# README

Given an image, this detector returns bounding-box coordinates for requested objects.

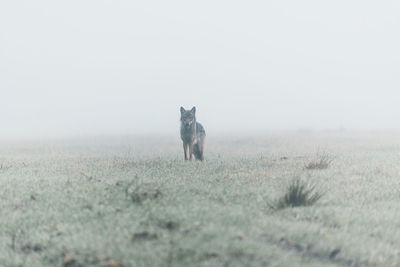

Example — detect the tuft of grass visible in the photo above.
[305,152,334,170]
[270,178,324,209]
[125,181,162,203]
[0,162,12,173]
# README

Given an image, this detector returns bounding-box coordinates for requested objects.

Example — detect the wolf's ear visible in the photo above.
[180,107,185,114]
[191,106,196,114]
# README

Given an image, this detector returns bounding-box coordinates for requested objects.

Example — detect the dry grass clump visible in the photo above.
[125,180,162,203]
[270,178,324,209]
[305,152,334,170]
[0,162,12,172]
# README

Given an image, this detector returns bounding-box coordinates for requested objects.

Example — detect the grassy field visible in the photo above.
[1,132,400,266]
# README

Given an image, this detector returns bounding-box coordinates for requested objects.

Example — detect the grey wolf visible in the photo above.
[180,106,206,161]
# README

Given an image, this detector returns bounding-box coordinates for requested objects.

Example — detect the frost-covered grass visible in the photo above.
[1,132,400,266]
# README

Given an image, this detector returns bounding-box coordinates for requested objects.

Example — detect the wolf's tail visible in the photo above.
[193,143,203,161]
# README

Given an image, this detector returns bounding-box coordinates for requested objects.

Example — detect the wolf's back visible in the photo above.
[196,122,206,136]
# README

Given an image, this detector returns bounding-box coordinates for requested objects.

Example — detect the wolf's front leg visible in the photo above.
[183,143,188,160]
[189,143,193,161]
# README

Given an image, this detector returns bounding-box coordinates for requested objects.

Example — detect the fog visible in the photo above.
[1,1,400,138]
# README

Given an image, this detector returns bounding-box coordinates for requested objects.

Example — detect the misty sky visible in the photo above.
[1,1,400,138]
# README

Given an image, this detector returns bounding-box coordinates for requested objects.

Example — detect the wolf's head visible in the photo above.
[180,106,196,128]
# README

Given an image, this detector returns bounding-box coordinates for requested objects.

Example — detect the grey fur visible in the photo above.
[180,106,206,161]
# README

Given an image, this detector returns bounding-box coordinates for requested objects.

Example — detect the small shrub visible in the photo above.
[157,220,180,231]
[0,162,12,173]
[305,152,333,170]
[270,178,323,209]
[21,243,43,253]
[127,188,161,203]
[100,257,123,267]
[132,231,160,241]
[62,253,81,267]
[125,180,162,203]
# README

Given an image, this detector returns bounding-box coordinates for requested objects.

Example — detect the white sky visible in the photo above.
[1,1,400,138]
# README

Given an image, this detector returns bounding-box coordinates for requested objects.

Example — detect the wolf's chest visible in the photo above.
[180,128,198,143]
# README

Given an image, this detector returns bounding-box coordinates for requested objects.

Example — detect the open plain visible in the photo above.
[1,132,400,266]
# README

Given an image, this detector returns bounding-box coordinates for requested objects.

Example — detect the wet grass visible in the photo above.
[1,133,400,266]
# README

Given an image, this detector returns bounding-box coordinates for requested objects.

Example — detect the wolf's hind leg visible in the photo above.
[193,143,204,161]
[199,136,205,161]
[200,144,204,161]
